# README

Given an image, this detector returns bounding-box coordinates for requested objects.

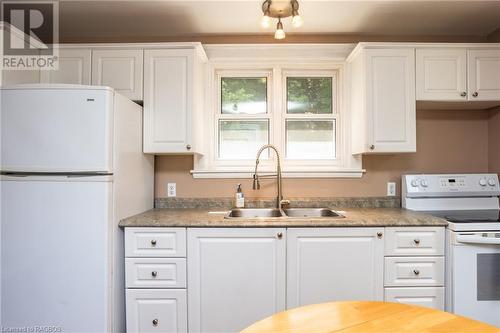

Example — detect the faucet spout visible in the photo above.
[252,144,287,209]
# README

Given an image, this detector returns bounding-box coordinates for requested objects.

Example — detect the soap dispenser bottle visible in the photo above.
[235,183,245,208]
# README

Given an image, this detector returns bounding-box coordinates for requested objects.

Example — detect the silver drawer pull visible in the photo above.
[152,319,159,326]
[151,271,158,277]
[151,239,157,246]
[413,269,420,275]
[413,239,420,245]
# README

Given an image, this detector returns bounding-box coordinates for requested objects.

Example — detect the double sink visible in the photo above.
[225,208,344,219]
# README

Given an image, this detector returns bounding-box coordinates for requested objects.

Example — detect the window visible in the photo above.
[216,72,272,160]
[284,75,336,160]
[192,61,362,178]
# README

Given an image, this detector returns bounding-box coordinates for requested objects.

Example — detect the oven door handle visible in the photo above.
[456,234,500,245]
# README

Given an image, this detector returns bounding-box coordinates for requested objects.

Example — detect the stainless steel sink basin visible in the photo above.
[283,208,345,218]
[225,207,344,219]
[225,208,284,219]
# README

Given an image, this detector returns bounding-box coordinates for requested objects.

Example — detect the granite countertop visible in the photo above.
[119,208,448,228]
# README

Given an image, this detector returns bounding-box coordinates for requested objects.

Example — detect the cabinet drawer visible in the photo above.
[125,228,186,257]
[384,256,444,287]
[126,258,186,288]
[126,289,187,333]
[385,227,444,256]
[385,287,444,310]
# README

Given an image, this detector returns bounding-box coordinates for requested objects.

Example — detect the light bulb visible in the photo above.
[274,19,285,40]
[274,28,285,40]
[260,14,271,28]
[292,14,303,28]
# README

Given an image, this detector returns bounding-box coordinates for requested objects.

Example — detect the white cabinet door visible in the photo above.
[416,49,467,101]
[92,49,143,100]
[467,49,500,101]
[366,48,416,153]
[287,228,384,308]
[126,289,187,333]
[144,49,195,154]
[40,49,91,84]
[187,228,286,333]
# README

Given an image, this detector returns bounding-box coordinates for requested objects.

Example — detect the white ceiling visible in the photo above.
[59,1,500,41]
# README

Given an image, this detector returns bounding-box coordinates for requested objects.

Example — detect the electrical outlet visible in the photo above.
[387,182,396,196]
[167,183,176,197]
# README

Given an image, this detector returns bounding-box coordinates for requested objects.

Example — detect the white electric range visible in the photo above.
[402,173,500,327]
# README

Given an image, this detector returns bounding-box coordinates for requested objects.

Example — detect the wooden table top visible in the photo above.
[240,301,500,333]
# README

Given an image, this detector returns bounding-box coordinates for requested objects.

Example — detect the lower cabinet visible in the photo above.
[383,227,445,310]
[286,228,384,308]
[124,226,446,332]
[126,289,187,333]
[187,228,286,333]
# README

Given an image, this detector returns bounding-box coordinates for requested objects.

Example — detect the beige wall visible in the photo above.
[489,110,500,174]
[155,110,490,198]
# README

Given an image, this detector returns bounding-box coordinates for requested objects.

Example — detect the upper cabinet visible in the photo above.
[467,49,500,101]
[40,49,92,85]
[143,47,206,154]
[349,47,416,154]
[416,49,467,101]
[92,49,144,100]
[416,48,500,101]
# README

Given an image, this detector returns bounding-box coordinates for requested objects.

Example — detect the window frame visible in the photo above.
[192,61,362,178]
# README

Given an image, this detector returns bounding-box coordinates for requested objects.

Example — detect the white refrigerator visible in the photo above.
[0,85,154,332]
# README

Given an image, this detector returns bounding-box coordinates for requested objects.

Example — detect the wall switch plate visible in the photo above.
[387,182,396,196]
[167,183,176,197]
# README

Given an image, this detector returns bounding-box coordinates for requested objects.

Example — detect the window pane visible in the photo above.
[286,120,335,159]
[219,120,269,159]
[287,77,332,114]
[221,77,267,114]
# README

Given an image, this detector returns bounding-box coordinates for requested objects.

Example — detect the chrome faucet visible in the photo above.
[253,144,290,209]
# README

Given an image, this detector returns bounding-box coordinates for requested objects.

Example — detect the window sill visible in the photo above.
[190,168,365,179]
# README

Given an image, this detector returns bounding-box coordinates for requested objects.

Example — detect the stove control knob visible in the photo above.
[411,179,419,187]
[420,179,428,187]
[488,179,496,186]
[479,178,487,186]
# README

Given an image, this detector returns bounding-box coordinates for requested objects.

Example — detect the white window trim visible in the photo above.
[192,59,363,178]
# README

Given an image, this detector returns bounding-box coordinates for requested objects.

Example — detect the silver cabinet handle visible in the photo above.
[460,91,467,97]
[472,92,478,97]
[151,239,157,246]
[413,269,420,275]
[369,145,375,150]
[413,239,420,245]
[277,232,283,239]
[186,144,192,150]
[151,271,158,277]
[377,232,383,238]
[152,319,159,326]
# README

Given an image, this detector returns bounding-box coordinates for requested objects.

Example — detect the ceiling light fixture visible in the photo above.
[260,0,303,40]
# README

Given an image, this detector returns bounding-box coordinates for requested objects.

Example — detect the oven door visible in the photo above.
[451,232,500,327]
